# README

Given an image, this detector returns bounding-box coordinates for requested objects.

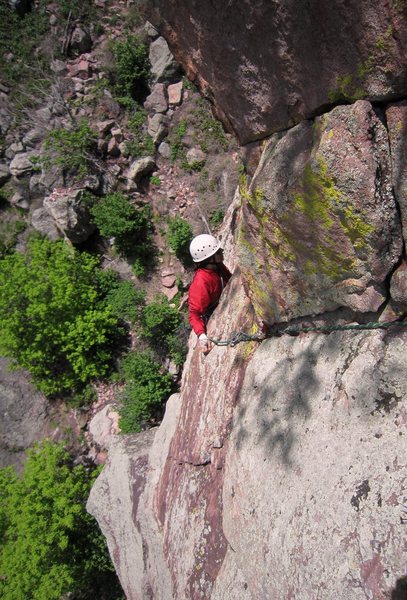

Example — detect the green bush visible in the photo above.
[170,120,187,161]
[110,34,150,101]
[141,294,182,344]
[0,441,122,600]
[167,215,193,260]
[140,294,187,365]
[125,109,155,158]
[0,237,120,396]
[43,118,97,178]
[105,280,146,324]
[119,351,173,433]
[90,193,155,275]
[210,208,225,228]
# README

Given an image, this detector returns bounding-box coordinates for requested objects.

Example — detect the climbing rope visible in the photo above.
[208,319,407,347]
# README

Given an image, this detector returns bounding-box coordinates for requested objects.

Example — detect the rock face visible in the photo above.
[88,273,407,599]
[238,100,402,324]
[142,0,407,143]
[87,4,407,599]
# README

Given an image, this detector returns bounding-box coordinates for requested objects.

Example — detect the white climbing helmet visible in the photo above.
[189,234,221,263]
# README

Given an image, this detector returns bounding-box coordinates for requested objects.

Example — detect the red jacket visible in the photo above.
[188,264,232,336]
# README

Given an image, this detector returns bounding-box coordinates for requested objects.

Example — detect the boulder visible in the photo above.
[167,81,183,105]
[386,100,407,246]
[149,37,181,83]
[158,141,171,159]
[144,83,168,114]
[42,188,96,243]
[185,146,206,167]
[390,260,407,305]
[238,100,402,324]
[141,0,407,142]
[126,157,156,185]
[0,163,10,186]
[31,207,61,240]
[9,152,35,177]
[68,26,92,55]
[0,356,48,469]
[88,405,120,450]
[147,113,169,144]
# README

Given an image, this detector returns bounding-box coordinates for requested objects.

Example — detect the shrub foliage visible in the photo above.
[119,351,173,433]
[167,215,193,261]
[90,192,155,274]
[0,441,122,600]
[0,237,119,396]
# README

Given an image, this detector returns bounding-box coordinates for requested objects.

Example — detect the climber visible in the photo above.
[188,234,232,353]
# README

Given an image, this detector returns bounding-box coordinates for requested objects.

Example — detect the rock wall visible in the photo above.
[88,3,407,599]
[141,0,407,143]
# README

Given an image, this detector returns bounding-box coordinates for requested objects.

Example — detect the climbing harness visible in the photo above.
[208,319,407,347]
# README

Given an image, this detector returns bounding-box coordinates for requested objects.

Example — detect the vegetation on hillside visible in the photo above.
[0,441,123,600]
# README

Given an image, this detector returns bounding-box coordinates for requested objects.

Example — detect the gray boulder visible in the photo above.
[0,163,10,186]
[9,152,36,177]
[144,83,168,114]
[31,207,61,240]
[149,37,180,83]
[42,188,95,243]
[68,26,92,55]
[126,156,156,186]
[147,113,169,144]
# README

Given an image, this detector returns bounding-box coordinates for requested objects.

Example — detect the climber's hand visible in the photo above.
[198,333,212,354]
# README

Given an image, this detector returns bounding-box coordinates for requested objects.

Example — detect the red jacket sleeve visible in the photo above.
[188,272,212,336]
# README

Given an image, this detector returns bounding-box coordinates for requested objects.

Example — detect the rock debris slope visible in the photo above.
[88,2,407,599]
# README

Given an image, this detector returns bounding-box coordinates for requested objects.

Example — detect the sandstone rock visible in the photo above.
[89,270,407,599]
[142,1,407,142]
[31,207,61,240]
[149,37,180,83]
[158,141,171,158]
[88,404,120,450]
[144,20,160,39]
[22,127,43,147]
[147,113,169,143]
[162,286,178,301]
[127,157,156,185]
[97,119,115,136]
[238,100,402,324]
[386,100,407,246]
[5,141,24,160]
[0,356,48,469]
[161,274,176,288]
[144,83,168,114]
[10,191,29,210]
[167,81,183,105]
[50,59,67,75]
[390,260,407,305]
[185,146,206,166]
[9,152,35,177]
[69,26,92,55]
[0,163,10,186]
[107,137,121,157]
[42,188,96,243]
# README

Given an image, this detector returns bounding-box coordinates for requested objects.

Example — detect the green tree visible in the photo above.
[110,34,150,102]
[167,215,193,262]
[119,351,173,433]
[43,118,97,179]
[140,294,187,365]
[90,192,155,274]
[0,237,120,396]
[0,441,122,600]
